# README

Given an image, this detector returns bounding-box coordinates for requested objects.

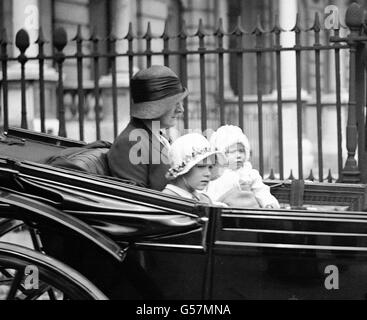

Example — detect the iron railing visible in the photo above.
[0,3,366,183]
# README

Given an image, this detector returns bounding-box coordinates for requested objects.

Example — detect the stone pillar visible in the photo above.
[278,0,313,179]
[279,0,297,97]
[216,0,232,98]
[181,0,218,131]
[6,0,58,131]
[99,0,135,140]
[111,0,133,81]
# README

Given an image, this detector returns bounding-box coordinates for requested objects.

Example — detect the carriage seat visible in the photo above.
[45,141,111,176]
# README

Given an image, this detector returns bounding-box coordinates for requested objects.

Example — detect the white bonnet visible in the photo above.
[166,133,226,180]
[209,125,251,161]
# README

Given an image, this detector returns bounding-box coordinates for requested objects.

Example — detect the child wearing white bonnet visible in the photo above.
[207,125,280,208]
[163,133,226,204]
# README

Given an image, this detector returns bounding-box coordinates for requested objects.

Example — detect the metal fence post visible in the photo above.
[341,3,363,183]
[53,27,67,138]
[143,22,153,68]
[272,15,284,180]
[311,13,323,182]
[254,15,265,177]
[90,29,102,141]
[214,18,225,126]
[108,32,118,139]
[161,20,170,68]
[36,28,47,134]
[292,14,303,180]
[73,25,85,141]
[196,19,207,132]
[1,29,9,132]
[15,29,30,130]
[178,20,188,129]
[232,17,244,130]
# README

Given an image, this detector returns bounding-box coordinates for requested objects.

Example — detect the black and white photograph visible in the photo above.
[0,0,367,305]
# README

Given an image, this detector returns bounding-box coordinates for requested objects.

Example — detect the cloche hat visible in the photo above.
[165,133,226,180]
[130,65,188,119]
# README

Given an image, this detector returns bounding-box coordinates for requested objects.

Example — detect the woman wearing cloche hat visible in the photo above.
[107,65,188,190]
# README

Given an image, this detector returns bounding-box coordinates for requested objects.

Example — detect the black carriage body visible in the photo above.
[1,128,367,300]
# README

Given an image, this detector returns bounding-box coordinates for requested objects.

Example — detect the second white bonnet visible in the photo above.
[209,125,251,161]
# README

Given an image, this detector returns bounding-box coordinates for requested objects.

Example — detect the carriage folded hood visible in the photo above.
[0,160,204,242]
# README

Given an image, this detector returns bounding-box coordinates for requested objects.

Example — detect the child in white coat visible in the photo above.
[207,125,280,209]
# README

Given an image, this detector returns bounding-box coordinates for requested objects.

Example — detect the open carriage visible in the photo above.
[1,127,367,300]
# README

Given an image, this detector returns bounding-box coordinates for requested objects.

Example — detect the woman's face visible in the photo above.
[225,143,246,170]
[159,101,184,128]
[184,158,214,191]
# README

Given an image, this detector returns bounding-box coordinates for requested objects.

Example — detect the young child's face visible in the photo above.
[184,157,214,191]
[225,143,246,170]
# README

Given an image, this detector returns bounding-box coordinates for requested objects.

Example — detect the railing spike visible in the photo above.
[306,169,315,181]
[267,169,275,180]
[143,21,153,39]
[36,27,47,45]
[288,170,295,180]
[124,22,135,40]
[195,18,206,38]
[72,25,84,42]
[214,18,225,37]
[310,12,321,32]
[326,169,334,183]
[291,13,302,33]
[161,19,170,40]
